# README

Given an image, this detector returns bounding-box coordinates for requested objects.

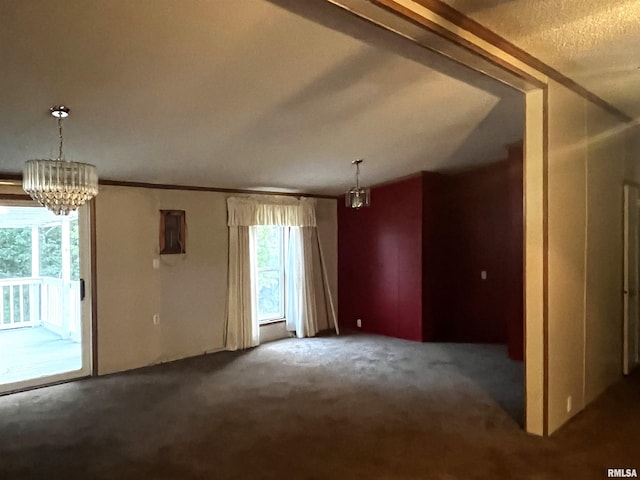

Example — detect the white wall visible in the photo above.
[95,185,337,375]
[546,80,632,433]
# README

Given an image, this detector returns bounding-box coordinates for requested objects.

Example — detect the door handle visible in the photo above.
[80,279,85,301]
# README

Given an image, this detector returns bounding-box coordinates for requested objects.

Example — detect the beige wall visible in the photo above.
[260,321,289,343]
[547,81,588,431]
[524,89,545,436]
[546,80,632,433]
[628,125,640,184]
[95,186,337,375]
[583,102,626,405]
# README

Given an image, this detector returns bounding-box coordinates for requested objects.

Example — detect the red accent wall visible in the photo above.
[422,171,448,342]
[338,152,523,360]
[437,162,510,344]
[338,175,424,341]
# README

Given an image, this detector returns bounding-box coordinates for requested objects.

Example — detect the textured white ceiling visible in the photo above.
[0,0,523,195]
[444,0,640,119]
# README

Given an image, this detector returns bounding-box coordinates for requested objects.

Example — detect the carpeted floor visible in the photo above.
[0,332,638,479]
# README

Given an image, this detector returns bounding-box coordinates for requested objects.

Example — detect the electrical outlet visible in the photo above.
[153,314,160,325]
[566,395,572,413]
[356,318,362,328]
[481,270,487,280]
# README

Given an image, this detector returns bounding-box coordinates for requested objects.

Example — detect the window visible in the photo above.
[253,225,285,323]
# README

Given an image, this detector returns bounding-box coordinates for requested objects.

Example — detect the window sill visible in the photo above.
[259,318,286,326]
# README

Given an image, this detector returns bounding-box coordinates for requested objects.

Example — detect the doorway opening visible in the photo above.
[0,204,91,393]
[623,184,640,375]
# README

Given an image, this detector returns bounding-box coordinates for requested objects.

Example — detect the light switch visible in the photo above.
[153,258,160,269]
[481,270,487,280]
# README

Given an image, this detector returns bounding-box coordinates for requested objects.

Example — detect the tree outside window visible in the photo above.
[254,226,285,323]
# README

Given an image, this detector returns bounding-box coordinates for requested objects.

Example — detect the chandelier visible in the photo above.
[23,106,98,216]
[345,159,370,209]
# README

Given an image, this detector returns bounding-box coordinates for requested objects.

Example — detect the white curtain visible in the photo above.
[300,226,318,337]
[225,195,318,350]
[285,227,317,338]
[227,195,316,227]
[285,227,300,333]
[224,226,259,351]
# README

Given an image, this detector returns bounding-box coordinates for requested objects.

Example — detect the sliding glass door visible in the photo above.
[0,202,92,393]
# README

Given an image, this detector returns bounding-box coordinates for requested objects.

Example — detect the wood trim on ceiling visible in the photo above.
[0,174,339,200]
[0,173,22,182]
[408,0,633,123]
[370,0,545,90]
[0,194,34,202]
[99,179,338,199]
[371,0,632,123]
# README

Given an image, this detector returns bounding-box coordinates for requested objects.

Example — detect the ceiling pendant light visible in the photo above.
[345,158,370,209]
[23,106,98,216]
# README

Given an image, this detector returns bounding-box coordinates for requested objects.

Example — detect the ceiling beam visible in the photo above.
[375,0,633,123]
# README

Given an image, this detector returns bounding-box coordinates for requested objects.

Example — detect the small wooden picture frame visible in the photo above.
[160,210,186,254]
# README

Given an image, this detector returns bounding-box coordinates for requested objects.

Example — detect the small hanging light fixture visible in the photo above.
[23,105,99,216]
[345,158,370,209]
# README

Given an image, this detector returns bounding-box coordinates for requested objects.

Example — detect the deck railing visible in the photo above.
[0,277,81,341]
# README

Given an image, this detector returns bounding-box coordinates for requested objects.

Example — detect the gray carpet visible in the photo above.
[0,332,638,479]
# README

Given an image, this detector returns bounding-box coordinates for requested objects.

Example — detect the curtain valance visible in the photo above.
[227,195,316,227]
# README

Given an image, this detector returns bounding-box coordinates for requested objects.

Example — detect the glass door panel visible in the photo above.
[0,204,91,393]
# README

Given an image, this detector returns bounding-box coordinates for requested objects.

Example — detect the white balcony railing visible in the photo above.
[0,277,81,342]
